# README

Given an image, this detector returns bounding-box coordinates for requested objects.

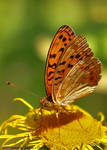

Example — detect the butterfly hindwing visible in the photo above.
[52,36,101,105]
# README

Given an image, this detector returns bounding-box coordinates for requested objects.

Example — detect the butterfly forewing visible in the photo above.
[52,36,101,105]
[45,25,75,97]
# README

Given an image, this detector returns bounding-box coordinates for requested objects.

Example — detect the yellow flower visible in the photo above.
[0,97,107,150]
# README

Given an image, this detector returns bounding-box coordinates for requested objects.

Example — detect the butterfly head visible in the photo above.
[40,95,53,107]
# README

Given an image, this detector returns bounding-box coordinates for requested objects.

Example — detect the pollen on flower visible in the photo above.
[0,97,107,150]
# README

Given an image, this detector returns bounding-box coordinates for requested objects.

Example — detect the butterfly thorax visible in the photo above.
[40,95,65,110]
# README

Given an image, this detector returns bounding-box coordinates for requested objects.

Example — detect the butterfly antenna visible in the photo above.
[5,81,41,99]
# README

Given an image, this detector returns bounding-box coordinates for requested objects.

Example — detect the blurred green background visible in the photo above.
[0,0,107,125]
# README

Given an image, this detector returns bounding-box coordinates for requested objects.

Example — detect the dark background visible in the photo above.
[0,0,107,125]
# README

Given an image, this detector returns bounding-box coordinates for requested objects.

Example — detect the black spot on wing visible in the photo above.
[75,54,80,58]
[57,69,65,74]
[59,34,63,39]
[59,61,66,65]
[49,54,56,58]
[68,64,73,68]
[48,63,57,69]
[48,71,54,77]
[64,43,67,46]
[62,37,66,42]
[71,31,74,35]
[79,57,83,61]
[59,48,64,52]
[48,75,54,81]
[55,76,62,81]
[70,55,74,59]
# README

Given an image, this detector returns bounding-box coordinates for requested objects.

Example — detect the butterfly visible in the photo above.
[40,25,101,107]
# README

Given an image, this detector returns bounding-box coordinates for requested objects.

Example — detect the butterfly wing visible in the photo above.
[52,36,101,105]
[45,25,75,98]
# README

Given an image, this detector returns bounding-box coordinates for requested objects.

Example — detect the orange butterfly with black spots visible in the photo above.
[40,25,101,107]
